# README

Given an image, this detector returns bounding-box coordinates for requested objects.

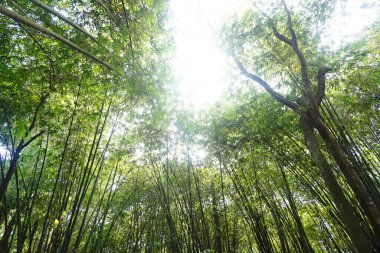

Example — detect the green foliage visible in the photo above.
[0,0,379,252]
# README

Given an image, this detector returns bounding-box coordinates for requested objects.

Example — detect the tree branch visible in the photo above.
[271,2,315,108]
[96,0,117,24]
[316,66,332,105]
[29,0,97,42]
[29,93,49,132]
[281,0,297,45]
[0,6,114,70]
[0,130,44,200]
[21,131,45,150]
[272,27,292,47]
[234,56,303,115]
[121,0,135,61]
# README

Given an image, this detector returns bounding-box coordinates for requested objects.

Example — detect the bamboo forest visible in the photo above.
[1,0,380,252]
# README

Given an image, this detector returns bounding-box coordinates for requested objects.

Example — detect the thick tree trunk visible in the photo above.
[309,112,380,238]
[300,116,375,253]
[234,4,380,250]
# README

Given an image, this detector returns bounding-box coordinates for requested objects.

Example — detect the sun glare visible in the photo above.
[170,0,380,110]
[170,0,250,109]
[0,145,9,160]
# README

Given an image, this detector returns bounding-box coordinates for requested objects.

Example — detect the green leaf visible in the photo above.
[14,120,28,141]
[146,0,154,8]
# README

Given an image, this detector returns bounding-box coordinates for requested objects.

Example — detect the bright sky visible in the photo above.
[1,1,378,161]
[170,0,380,110]
[170,0,250,109]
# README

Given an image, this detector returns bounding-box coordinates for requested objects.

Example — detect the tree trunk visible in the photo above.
[300,116,375,253]
[309,112,380,238]
[279,164,315,253]
[211,183,223,253]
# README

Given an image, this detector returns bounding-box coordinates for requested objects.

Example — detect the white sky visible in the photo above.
[170,0,380,110]
[171,0,249,109]
[0,145,9,159]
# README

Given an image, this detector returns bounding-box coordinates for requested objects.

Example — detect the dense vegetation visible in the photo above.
[0,0,379,252]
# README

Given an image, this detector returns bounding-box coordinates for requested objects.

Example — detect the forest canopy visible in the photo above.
[0,0,380,252]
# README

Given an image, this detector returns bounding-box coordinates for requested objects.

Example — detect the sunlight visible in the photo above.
[170,0,379,110]
[0,145,9,160]
[170,0,250,109]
